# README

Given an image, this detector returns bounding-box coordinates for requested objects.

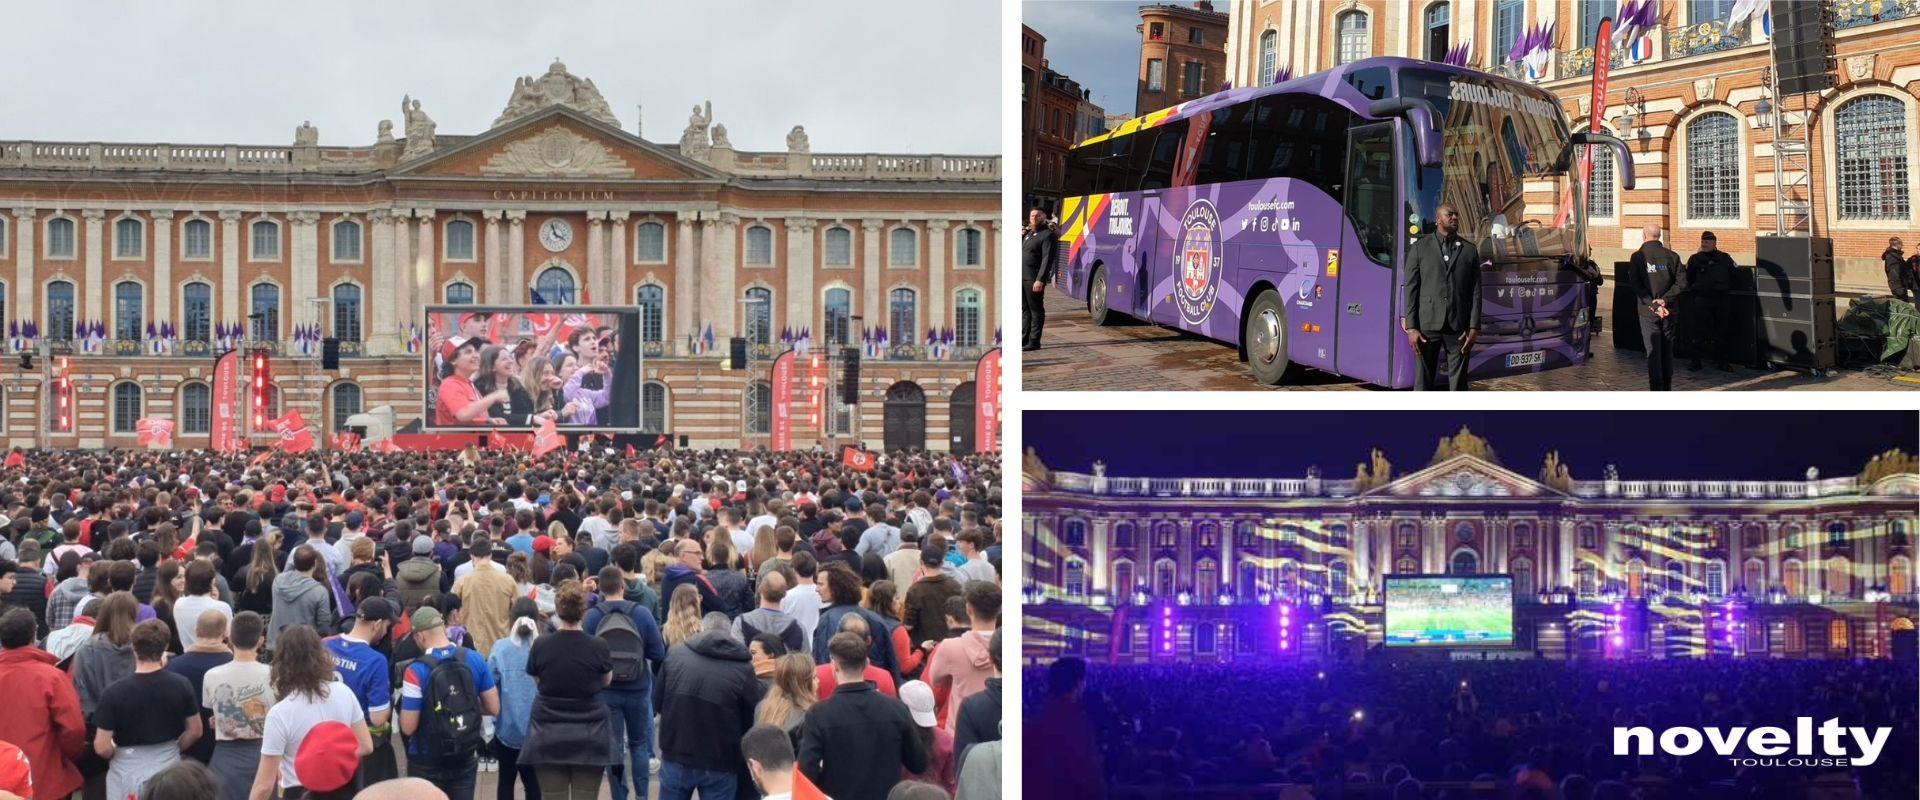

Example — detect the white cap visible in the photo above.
[898,680,937,727]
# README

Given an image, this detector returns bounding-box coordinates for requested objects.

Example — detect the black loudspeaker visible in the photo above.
[17,353,30,370]
[841,347,861,405]
[1611,261,1645,351]
[678,434,689,448]
[729,337,748,370]
[1755,296,1838,369]
[1749,237,1837,370]
[1771,0,1837,94]
[1726,292,1763,367]
[321,338,340,369]
[1754,236,1835,295]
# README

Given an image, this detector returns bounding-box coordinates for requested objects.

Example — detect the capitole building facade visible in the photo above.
[0,61,1000,450]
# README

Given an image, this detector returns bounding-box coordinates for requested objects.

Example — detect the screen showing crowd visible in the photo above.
[423,306,642,430]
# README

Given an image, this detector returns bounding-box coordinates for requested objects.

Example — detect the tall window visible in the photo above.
[114,281,143,340]
[251,219,280,260]
[535,267,575,304]
[1259,30,1278,85]
[744,381,771,434]
[889,227,917,266]
[1425,2,1451,61]
[635,221,666,262]
[1494,0,1524,66]
[889,288,917,347]
[824,287,851,346]
[1146,59,1165,92]
[1450,549,1479,575]
[330,383,361,431]
[1690,0,1736,22]
[1836,95,1910,220]
[0,217,7,253]
[642,381,668,432]
[1588,135,1617,218]
[636,285,665,343]
[332,284,362,342]
[824,227,852,266]
[1686,112,1742,219]
[114,217,144,258]
[955,288,983,347]
[1577,0,1610,45]
[444,282,475,305]
[47,280,74,340]
[744,225,773,265]
[46,217,75,258]
[744,287,773,345]
[1337,12,1369,65]
[333,220,363,262]
[183,218,212,259]
[955,227,983,266]
[251,283,279,341]
[1705,561,1726,597]
[444,219,475,260]
[181,383,211,435]
[183,281,212,342]
[1891,555,1912,596]
[1181,61,1203,95]
[111,383,141,433]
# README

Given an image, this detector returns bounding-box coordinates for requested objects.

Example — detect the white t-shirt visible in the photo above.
[780,583,824,646]
[260,679,363,789]
[203,660,275,741]
[171,594,232,649]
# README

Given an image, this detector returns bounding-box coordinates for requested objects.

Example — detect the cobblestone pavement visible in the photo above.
[1023,289,1920,391]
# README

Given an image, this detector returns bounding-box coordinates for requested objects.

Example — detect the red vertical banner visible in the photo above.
[210,350,242,453]
[975,348,1001,452]
[1584,19,1614,203]
[770,350,795,451]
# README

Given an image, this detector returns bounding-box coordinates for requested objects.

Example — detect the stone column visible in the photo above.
[784,218,815,334]
[12,208,33,328]
[151,211,174,331]
[482,211,503,304]
[676,217,697,340]
[387,211,412,340]
[926,220,949,334]
[1560,519,1576,589]
[607,211,629,304]
[988,220,1001,338]
[80,210,105,324]
[713,212,739,338]
[289,212,320,331]
[699,218,721,337]
[506,211,527,303]
[1766,522,1781,591]
[369,209,396,349]
[219,211,243,326]
[586,213,606,304]
[412,210,436,327]
[861,219,883,328]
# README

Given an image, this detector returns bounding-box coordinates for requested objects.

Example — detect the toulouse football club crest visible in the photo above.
[1175,199,1222,325]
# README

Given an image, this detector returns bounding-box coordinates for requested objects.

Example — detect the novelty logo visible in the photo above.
[1613,718,1891,767]
[1175,199,1222,325]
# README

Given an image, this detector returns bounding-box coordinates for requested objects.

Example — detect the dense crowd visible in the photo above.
[1025,656,1916,800]
[0,444,1004,800]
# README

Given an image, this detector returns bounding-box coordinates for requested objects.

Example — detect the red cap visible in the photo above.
[294,720,359,793]
[532,535,554,554]
[0,740,30,798]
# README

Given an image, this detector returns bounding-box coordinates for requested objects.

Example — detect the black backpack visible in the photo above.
[596,600,648,683]
[413,649,484,763]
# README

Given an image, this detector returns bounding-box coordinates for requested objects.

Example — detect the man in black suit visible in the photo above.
[1022,208,1059,351]
[1402,202,1481,391]
[1684,231,1735,371]
[1628,224,1686,390]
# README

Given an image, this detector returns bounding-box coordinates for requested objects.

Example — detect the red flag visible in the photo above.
[770,350,795,451]
[372,437,400,453]
[268,410,315,453]
[794,770,829,800]
[532,416,564,455]
[250,449,273,467]
[625,443,637,458]
[333,431,362,453]
[841,445,875,472]
[136,417,175,448]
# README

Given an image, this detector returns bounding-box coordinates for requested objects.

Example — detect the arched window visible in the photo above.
[182,281,212,342]
[1579,523,1598,549]
[45,217,75,259]
[444,281,475,305]
[889,287,917,347]
[1744,558,1767,594]
[1783,619,1804,651]
[1259,30,1278,85]
[1511,522,1534,550]
[1511,557,1534,597]
[744,380,771,434]
[1114,522,1136,549]
[1279,562,1299,596]
[1236,560,1258,598]
[1493,0,1524,66]
[1576,563,1597,596]
[332,284,362,342]
[1891,555,1912,596]
[1705,560,1726,597]
[744,225,774,265]
[744,287,773,345]
[1153,521,1177,548]
[1194,521,1218,548]
[1329,560,1350,597]
[955,288,983,347]
[1113,560,1135,595]
[1063,558,1087,597]
[1395,522,1418,549]
[182,218,212,259]
[1424,2,1451,61]
[1336,11,1369,65]
[955,227,983,266]
[1827,556,1851,598]
[333,219,363,262]
[1829,618,1849,652]
[1329,523,1351,549]
[1450,549,1479,575]
[1783,558,1805,596]
[1686,112,1742,220]
[250,283,279,342]
[1627,558,1647,598]
[444,219,475,260]
[111,382,141,433]
[1395,556,1418,575]
[635,221,666,262]
[642,381,669,432]
[1826,520,1849,545]
[113,281,143,340]
[1062,519,1087,548]
[1194,559,1218,599]
[251,219,280,260]
[823,226,852,266]
[888,227,918,266]
[1153,558,1176,596]
[636,285,665,343]
[535,266,575,305]
[330,382,361,431]
[824,288,852,346]
[114,217,144,258]
[1666,560,1688,594]
[46,280,74,340]
[1235,520,1257,546]
[181,382,211,434]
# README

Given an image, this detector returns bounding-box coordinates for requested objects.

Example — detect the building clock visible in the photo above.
[538,219,573,252]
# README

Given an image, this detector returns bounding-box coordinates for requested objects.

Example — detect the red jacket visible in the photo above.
[0,646,86,798]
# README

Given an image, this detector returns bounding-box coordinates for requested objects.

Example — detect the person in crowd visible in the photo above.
[1023,206,1059,351]
[451,536,516,655]
[73,591,139,725]
[164,609,233,766]
[741,724,807,800]
[661,583,704,648]
[955,739,1001,800]
[953,530,996,586]
[734,570,806,654]
[0,607,86,800]
[899,680,955,795]
[136,759,220,800]
[1402,201,1482,391]
[325,596,397,788]
[1023,657,1102,799]
[398,604,498,800]
[487,598,542,800]
[172,560,230,651]
[518,581,614,799]
[798,632,928,800]
[150,561,186,654]
[706,539,754,618]
[883,526,926,590]
[250,625,370,800]
[926,582,998,732]
[203,611,274,800]
[269,546,335,648]
[94,619,202,800]
[866,580,925,679]
[813,564,898,681]
[394,535,443,613]
[817,613,897,699]
[661,537,722,615]
[904,545,965,647]
[756,652,819,746]
[654,611,759,800]
[749,633,786,684]
[582,565,666,800]
[953,629,1001,769]
[45,550,97,631]
[781,551,825,646]
[1628,224,1687,391]
[1684,231,1736,371]
[1885,236,1911,303]
[236,533,279,619]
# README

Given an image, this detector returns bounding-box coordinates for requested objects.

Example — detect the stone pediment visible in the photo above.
[482,127,631,178]
[1370,455,1553,499]
[393,106,724,182]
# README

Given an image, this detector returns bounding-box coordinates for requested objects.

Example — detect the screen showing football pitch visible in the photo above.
[1383,576,1514,647]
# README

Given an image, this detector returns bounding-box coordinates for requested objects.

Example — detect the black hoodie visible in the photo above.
[652,629,761,773]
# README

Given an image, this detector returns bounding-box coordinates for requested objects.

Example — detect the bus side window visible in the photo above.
[1248,95,1354,202]
[1195,104,1254,185]
[1137,119,1189,191]
[1090,135,1136,196]
[1063,146,1097,198]
[1344,124,1397,265]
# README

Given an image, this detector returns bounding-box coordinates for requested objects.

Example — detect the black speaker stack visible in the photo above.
[321,337,340,369]
[1743,236,1837,370]
[841,346,861,406]
[728,336,748,370]
[1770,0,1837,95]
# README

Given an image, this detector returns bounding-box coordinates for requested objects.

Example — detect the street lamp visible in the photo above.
[1616,87,1647,140]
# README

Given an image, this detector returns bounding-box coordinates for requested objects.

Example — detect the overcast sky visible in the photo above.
[0,1,999,154]
[1025,0,1145,116]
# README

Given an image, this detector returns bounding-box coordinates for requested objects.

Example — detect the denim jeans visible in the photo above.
[657,760,737,800]
[407,755,479,800]
[603,688,655,800]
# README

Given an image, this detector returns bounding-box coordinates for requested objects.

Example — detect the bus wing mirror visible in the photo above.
[1368,98,1442,167]
[1568,131,1636,191]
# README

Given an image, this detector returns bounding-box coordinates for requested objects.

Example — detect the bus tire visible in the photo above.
[1244,289,1291,385]
[1087,265,1117,326]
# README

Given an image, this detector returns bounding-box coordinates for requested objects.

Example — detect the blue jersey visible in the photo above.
[323,634,391,722]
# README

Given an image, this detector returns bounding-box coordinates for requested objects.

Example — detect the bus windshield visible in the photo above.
[1400,68,1583,264]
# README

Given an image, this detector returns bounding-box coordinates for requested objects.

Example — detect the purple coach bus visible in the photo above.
[1052,56,1634,387]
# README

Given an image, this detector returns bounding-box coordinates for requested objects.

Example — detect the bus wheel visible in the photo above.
[1088,266,1116,326]
[1245,290,1290,385]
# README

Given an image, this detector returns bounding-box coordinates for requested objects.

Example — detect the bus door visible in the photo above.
[1332,121,1400,386]
[1137,119,1190,330]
